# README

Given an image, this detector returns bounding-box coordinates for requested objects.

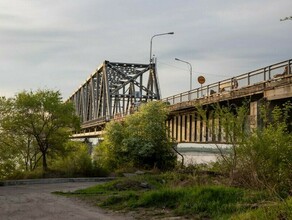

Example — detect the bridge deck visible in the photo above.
[168,74,292,113]
[163,59,291,106]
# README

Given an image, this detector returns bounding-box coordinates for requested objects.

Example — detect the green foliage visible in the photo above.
[0,90,80,177]
[51,141,108,177]
[206,101,292,197]
[94,122,129,170]
[94,101,176,171]
[235,102,292,196]
[6,168,45,180]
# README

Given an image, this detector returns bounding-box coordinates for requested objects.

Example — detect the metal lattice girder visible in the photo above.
[68,61,161,123]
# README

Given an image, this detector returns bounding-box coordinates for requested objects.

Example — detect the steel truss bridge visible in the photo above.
[68,61,160,137]
[70,59,292,140]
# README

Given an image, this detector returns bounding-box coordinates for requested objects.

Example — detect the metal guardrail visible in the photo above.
[162,59,292,105]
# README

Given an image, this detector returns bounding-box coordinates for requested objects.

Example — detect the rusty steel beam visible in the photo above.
[68,61,160,128]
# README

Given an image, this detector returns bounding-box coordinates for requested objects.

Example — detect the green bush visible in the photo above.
[234,102,292,196]
[94,101,177,171]
[209,101,292,197]
[6,168,44,179]
[51,142,108,177]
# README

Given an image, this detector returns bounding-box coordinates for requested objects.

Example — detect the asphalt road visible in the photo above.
[0,182,133,220]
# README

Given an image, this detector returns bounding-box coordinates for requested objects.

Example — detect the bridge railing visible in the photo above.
[162,59,292,105]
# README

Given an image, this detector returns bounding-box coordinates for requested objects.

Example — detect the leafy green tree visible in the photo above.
[94,101,176,171]
[0,134,20,179]
[0,97,33,178]
[0,90,80,172]
[0,132,39,173]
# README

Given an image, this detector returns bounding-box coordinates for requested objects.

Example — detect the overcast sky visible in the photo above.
[0,0,291,99]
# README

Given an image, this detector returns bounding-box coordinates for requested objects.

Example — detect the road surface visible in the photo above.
[0,182,133,220]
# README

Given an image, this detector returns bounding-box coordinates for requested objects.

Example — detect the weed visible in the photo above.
[61,173,291,219]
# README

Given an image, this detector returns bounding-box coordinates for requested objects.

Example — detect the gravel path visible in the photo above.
[0,182,133,220]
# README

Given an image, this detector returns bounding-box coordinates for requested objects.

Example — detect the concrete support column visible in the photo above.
[219,117,226,143]
[191,114,195,142]
[250,101,259,130]
[202,120,206,142]
[173,116,177,142]
[165,121,169,137]
[168,118,173,140]
[182,114,186,142]
[196,116,201,142]
[207,116,213,142]
[214,118,220,142]
[177,115,181,142]
[83,138,93,155]
[185,115,189,142]
[186,114,191,142]
[210,112,216,142]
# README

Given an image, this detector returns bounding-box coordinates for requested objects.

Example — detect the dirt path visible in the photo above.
[0,182,133,220]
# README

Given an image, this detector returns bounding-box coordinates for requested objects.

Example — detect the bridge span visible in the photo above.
[69,59,292,141]
[68,60,160,138]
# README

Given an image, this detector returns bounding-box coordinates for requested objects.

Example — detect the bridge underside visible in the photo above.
[69,61,160,137]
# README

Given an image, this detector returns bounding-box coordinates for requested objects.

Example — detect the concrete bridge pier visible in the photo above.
[167,100,268,144]
[249,101,260,130]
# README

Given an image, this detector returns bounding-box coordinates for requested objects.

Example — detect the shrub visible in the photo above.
[52,142,108,177]
[213,101,292,197]
[94,101,177,171]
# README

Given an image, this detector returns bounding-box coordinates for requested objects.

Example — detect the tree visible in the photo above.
[0,97,29,178]
[95,101,176,171]
[0,90,80,172]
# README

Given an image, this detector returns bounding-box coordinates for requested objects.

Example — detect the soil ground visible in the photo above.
[0,182,133,220]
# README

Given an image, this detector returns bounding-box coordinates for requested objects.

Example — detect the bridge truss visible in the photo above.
[69,61,160,132]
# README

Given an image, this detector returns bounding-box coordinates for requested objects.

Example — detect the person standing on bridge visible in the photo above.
[231,78,238,89]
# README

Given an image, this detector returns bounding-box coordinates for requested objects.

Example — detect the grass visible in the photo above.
[230,197,292,220]
[58,172,291,219]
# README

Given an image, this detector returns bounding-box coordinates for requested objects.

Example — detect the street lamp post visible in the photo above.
[175,58,193,91]
[150,32,174,63]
